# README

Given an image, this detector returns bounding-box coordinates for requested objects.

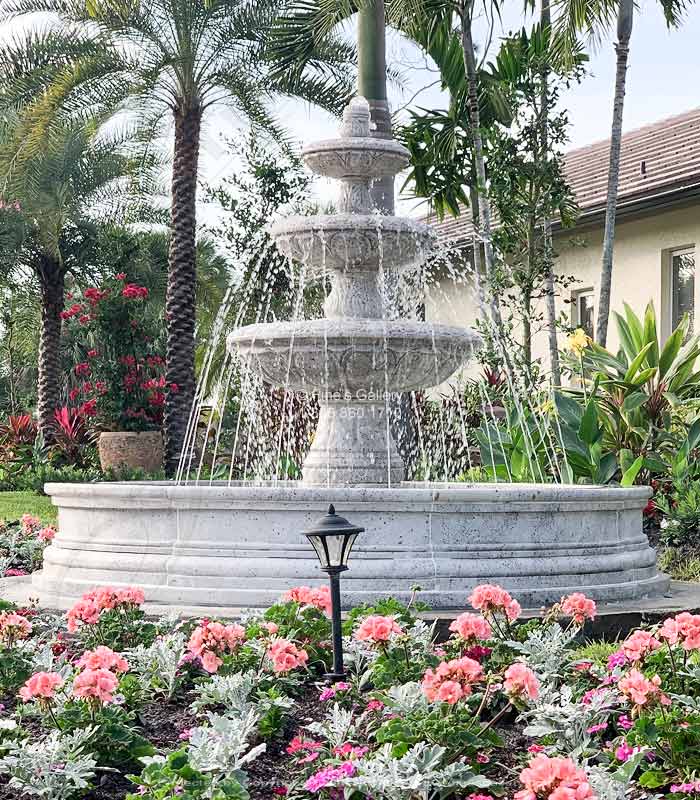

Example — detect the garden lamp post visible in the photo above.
[304,504,364,682]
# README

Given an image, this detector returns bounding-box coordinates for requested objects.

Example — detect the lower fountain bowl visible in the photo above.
[33,481,668,612]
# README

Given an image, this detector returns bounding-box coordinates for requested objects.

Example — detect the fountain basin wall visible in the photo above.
[33,482,668,611]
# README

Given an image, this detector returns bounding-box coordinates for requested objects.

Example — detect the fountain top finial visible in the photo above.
[340,96,371,139]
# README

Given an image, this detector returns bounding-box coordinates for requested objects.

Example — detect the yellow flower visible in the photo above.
[566,328,591,356]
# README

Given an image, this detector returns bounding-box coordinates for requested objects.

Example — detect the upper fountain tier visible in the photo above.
[270,97,433,276]
[270,214,433,275]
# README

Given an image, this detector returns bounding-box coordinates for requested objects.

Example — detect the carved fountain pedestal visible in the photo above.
[30,99,668,613]
[229,98,479,486]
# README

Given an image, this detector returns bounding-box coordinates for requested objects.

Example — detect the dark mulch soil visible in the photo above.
[136,695,198,751]
[248,683,326,800]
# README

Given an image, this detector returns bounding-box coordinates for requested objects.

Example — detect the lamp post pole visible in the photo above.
[327,568,345,680]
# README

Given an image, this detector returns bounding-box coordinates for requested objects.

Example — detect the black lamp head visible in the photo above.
[303,504,365,572]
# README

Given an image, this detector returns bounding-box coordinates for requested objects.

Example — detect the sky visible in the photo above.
[196,0,700,216]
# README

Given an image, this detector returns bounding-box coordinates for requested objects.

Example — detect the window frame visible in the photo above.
[572,287,595,339]
[668,246,696,334]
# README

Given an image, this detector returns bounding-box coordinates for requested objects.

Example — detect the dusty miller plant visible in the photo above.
[306,703,357,749]
[128,633,187,699]
[0,727,97,800]
[522,684,616,758]
[190,671,258,715]
[341,742,493,800]
[188,709,265,782]
[507,623,578,686]
[381,681,430,714]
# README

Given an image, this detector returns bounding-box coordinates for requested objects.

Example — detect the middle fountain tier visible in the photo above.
[229,97,481,486]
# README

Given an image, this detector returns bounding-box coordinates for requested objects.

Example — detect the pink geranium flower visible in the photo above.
[282,586,332,615]
[468,584,521,621]
[187,621,246,674]
[354,615,403,644]
[267,638,308,674]
[449,612,493,642]
[76,646,129,673]
[19,672,64,702]
[504,662,540,701]
[422,655,483,703]
[37,526,56,542]
[560,593,597,625]
[66,586,145,633]
[515,754,595,800]
[618,669,670,709]
[20,514,41,533]
[73,667,119,704]
[621,630,662,663]
[659,612,700,651]
[0,612,32,645]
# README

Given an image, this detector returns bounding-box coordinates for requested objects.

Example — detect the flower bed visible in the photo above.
[0,584,699,800]
[0,514,56,577]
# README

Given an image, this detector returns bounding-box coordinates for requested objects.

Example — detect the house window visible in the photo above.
[670,248,695,330]
[573,289,595,339]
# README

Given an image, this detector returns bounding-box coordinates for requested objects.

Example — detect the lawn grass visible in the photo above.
[658,546,700,582]
[0,491,58,525]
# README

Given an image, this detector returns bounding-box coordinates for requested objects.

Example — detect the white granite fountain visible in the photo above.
[31,98,668,612]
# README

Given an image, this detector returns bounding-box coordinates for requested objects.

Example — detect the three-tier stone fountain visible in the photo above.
[32,98,667,614]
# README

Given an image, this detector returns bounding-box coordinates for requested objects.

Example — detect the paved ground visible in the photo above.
[4,575,700,639]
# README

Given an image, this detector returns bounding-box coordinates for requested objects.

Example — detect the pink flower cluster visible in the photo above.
[515,754,595,800]
[0,612,32,644]
[187,621,246,673]
[354,615,403,644]
[267,638,309,673]
[20,514,41,533]
[422,655,484,704]
[304,761,356,792]
[468,584,521,621]
[319,681,350,701]
[19,671,64,702]
[73,668,119,704]
[671,782,700,793]
[504,662,540,701]
[286,735,323,764]
[618,669,670,709]
[76,646,129,673]
[66,586,145,633]
[37,526,56,542]
[659,612,700,651]
[283,586,332,615]
[560,593,597,625]
[332,742,369,759]
[621,630,662,662]
[449,612,493,642]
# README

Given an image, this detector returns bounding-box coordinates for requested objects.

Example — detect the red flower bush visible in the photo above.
[62,275,172,432]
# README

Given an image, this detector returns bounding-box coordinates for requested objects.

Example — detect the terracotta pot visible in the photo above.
[98,431,163,474]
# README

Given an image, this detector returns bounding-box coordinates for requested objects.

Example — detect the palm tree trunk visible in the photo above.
[358,0,393,214]
[36,256,65,443]
[540,0,561,385]
[459,0,503,333]
[596,0,633,346]
[164,100,202,475]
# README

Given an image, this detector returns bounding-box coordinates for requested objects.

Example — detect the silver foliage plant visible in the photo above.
[128,632,187,699]
[190,670,258,715]
[522,684,617,758]
[507,623,579,686]
[188,709,266,784]
[0,727,98,800]
[341,742,494,800]
[381,681,430,714]
[306,702,358,749]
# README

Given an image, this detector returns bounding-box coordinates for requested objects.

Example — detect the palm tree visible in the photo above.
[557,0,693,347]
[0,115,155,440]
[0,0,354,472]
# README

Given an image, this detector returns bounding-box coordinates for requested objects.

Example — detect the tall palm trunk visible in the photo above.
[596,0,633,346]
[164,100,202,475]
[459,0,506,340]
[36,255,65,443]
[540,0,561,385]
